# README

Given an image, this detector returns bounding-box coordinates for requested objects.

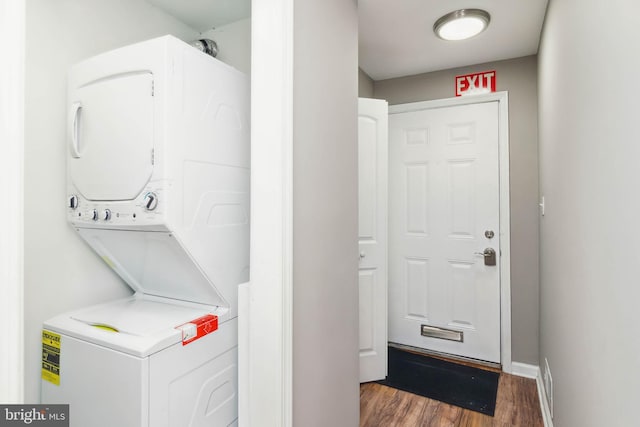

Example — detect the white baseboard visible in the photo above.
[510,363,554,427]
[535,366,554,427]
[511,362,538,379]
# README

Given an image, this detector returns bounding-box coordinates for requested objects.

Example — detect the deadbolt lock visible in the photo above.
[474,248,497,266]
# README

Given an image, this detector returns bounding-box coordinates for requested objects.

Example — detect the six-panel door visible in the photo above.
[388,101,501,363]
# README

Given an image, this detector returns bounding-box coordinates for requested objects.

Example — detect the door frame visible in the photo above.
[388,92,512,372]
[243,0,294,425]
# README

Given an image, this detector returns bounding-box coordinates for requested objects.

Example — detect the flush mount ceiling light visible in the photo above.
[434,9,491,41]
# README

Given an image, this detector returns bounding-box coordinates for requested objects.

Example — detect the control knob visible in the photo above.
[69,195,79,209]
[143,192,158,211]
[101,209,112,221]
[91,209,99,221]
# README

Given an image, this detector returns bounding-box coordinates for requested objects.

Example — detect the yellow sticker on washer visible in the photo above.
[42,330,61,386]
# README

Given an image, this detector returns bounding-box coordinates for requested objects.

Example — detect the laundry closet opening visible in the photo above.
[23,0,253,418]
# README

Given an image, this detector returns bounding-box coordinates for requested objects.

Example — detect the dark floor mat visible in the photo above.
[378,347,500,416]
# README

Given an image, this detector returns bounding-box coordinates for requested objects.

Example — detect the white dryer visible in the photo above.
[41,35,249,427]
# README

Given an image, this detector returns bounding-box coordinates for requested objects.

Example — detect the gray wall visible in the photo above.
[538,1,640,425]
[24,0,199,403]
[292,0,360,425]
[374,56,540,365]
[358,68,374,98]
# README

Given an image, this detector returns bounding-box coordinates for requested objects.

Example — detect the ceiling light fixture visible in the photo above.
[433,9,491,41]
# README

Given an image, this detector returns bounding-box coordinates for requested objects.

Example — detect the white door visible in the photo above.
[388,101,501,363]
[358,98,388,382]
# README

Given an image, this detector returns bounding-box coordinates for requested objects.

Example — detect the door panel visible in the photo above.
[358,98,388,382]
[389,101,501,363]
[68,72,154,201]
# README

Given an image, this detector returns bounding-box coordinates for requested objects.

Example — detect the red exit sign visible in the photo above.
[455,70,496,96]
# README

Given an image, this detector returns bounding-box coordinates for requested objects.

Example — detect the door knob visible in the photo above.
[474,248,496,266]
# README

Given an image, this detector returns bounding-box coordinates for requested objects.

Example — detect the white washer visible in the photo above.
[42,297,238,427]
[41,35,249,427]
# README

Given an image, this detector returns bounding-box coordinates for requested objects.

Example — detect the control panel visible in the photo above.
[67,187,166,229]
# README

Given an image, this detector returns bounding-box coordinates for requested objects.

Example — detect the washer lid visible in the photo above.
[44,296,219,357]
[76,228,229,309]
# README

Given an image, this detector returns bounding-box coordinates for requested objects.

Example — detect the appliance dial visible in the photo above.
[102,209,112,221]
[69,195,79,209]
[91,209,99,221]
[143,192,158,211]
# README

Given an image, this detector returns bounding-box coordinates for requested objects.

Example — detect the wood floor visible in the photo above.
[360,372,543,427]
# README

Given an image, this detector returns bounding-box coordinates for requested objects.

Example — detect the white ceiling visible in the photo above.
[359,0,549,80]
[146,0,250,32]
[145,0,548,81]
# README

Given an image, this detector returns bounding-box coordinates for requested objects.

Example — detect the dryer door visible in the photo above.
[68,72,155,201]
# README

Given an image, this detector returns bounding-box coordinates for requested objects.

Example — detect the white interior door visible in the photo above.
[388,101,501,363]
[358,98,388,382]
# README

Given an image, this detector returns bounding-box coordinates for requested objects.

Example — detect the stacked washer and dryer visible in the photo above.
[41,35,249,427]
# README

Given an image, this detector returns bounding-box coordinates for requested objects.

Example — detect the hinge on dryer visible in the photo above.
[151,80,155,96]
[151,148,155,165]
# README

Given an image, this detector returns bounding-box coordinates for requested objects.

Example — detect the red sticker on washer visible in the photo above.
[176,314,218,345]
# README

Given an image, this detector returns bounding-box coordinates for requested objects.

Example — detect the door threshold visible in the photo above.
[388,342,502,373]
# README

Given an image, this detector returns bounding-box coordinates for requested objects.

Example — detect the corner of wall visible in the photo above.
[0,0,26,404]
[358,67,374,98]
[199,18,251,74]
